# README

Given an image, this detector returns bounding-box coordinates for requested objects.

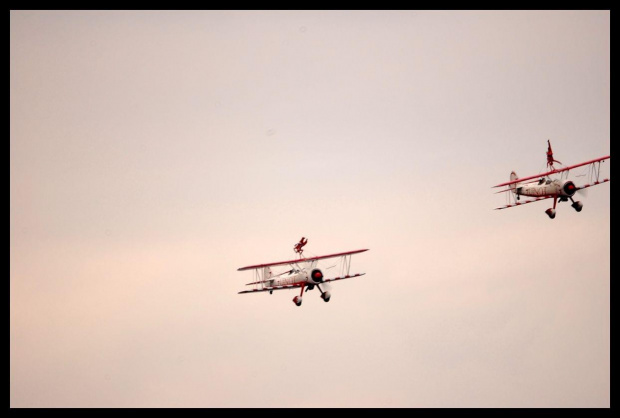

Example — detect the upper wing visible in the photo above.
[494,195,554,210]
[493,155,610,188]
[237,249,369,271]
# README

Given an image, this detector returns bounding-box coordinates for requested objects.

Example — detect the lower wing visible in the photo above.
[238,273,366,294]
[239,282,303,294]
[494,179,609,211]
[577,179,609,190]
[323,273,365,283]
[495,195,554,210]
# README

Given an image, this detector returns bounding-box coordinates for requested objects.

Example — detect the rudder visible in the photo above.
[509,171,518,191]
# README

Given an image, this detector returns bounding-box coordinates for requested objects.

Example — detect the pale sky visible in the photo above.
[10,10,609,407]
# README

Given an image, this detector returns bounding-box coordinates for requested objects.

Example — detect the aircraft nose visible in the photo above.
[311,269,324,283]
[563,181,577,196]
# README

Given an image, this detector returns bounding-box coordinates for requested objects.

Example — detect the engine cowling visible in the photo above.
[310,269,324,284]
[560,180,577,197]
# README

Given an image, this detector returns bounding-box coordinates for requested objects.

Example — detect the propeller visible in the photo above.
[577,187,588,198]
[319,264,336,292]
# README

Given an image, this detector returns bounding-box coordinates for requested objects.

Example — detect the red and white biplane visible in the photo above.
[237,237,369,306]
[493,140,610,219]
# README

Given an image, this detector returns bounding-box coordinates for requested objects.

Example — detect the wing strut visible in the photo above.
[340,254,352,277]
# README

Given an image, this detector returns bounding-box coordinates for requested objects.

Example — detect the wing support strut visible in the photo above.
[339,254,353,277]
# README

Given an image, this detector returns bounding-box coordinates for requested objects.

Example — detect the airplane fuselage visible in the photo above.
[266,262,324,288]
[516,178,577,199]
[269,270,309,286]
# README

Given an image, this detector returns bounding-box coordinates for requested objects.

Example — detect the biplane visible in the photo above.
[237,238,369,306]
[493,140,610,219]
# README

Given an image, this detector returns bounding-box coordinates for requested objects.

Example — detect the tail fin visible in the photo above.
[509,171,518,191]
[263,267,273,279]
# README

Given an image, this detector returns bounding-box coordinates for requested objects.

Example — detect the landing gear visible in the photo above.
[545,196,583,218]
[317,284,331,302]
[292,285,305,307]
[545,196,558,219]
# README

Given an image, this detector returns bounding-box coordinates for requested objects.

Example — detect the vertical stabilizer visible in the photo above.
[263,267,273,279]
[509,171,518,191]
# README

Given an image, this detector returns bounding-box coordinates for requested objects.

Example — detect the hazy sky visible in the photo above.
[10,10,609,407]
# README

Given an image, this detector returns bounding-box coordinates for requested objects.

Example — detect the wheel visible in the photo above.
[545,208,556,219]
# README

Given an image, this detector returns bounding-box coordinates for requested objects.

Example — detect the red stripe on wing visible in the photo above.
[322,273,366,283]
[578,178,610,190]
[494,196,554,210]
